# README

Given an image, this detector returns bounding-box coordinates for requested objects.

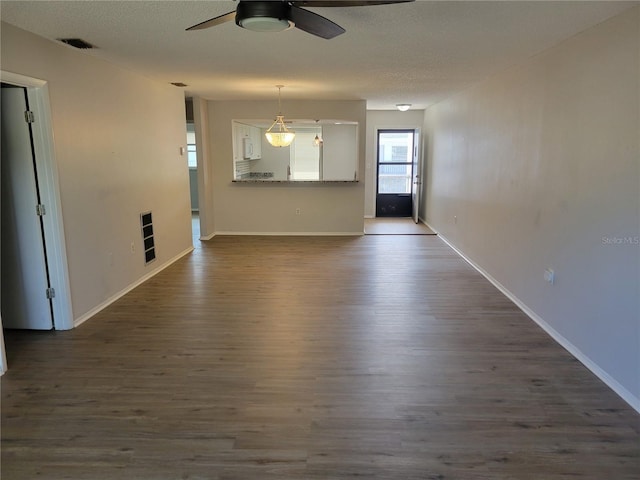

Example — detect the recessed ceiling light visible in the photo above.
[396,104,411,112]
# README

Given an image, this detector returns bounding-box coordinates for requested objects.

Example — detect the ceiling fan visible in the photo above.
[186,0,415,40]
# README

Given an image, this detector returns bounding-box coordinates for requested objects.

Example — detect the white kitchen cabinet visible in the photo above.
[248,125,262,160]
[233,121,262,161]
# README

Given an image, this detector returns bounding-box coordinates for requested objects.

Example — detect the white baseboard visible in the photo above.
[214,231,363,237]
[417,218,431,228]
[436,231,640,414]
[74,246,194,328]
[199,232,215,241]
[422,218,437,233]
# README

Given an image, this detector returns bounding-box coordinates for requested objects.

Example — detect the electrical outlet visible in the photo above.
[454,215,458,224]
[130,242,135,253]
[295,208,301,215]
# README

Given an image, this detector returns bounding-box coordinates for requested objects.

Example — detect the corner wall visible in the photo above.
[423,8,639,409]
[1,23,193,323]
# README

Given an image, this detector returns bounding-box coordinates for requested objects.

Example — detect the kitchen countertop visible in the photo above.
[234,171,358,183]
[232,179,359,184]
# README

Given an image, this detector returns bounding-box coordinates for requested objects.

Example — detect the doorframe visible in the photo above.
[412,128,423,223]
[0,315,5,374]
[192,96,214,240]
[1,71,74,333]
[374,128,422,218]
[367,124,423,219]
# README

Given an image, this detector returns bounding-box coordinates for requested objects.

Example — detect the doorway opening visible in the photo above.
[186,122,201,246]
[185,99,200,246]
[376,129,418,218]
[0,71,74,373]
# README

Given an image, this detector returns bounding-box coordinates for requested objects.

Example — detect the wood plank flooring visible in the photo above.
[2,235,638,479]
[364,218,436,235]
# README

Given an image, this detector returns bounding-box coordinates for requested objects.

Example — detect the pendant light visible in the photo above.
[313,119,323,147]
[265,85,295,147]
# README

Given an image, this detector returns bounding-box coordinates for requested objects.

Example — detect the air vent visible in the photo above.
[58,38,95,49]
[140,212,156,265]
[171,82,188,87]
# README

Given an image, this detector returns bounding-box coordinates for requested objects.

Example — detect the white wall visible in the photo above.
[1,23,192,323]
[208,100,366,235]
[423,8,639,409]
[365,110,425,218]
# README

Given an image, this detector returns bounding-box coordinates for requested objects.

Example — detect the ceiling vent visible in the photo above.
[58,38,95,49]
[171,82,188,87]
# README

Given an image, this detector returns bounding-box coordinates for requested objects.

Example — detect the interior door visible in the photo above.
[1,86,54,330]
[411,129,421,223]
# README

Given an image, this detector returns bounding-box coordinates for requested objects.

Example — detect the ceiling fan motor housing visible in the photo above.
[186,0,414,38]
[236,2,294,32]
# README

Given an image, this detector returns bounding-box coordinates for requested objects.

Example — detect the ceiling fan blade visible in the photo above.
[186,10,236,31]
[293,0,415,7]
[289,5,345,39]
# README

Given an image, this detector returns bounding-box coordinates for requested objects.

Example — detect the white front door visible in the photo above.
[1,86,54,330]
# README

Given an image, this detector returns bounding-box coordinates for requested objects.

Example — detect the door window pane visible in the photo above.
[378,132,413,163]
[378,163,412,193]
[377,130,414,194]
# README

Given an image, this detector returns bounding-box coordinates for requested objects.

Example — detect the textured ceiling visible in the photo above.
[1,1,636,109]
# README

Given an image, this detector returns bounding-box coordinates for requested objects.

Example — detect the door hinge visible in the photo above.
[46,287,56,299]
[24,110,35,124]
[36,204,46,216]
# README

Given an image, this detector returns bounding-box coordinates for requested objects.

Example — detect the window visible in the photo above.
[187,144,197,168]
[186,123,197,168]
[391,146,409,162]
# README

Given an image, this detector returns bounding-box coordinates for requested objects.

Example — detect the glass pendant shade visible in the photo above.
[265,115,295,147]
[239,17,292,32]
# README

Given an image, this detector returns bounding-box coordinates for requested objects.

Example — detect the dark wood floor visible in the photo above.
[2,235,638,479]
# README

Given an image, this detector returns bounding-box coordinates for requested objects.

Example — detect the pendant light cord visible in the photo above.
[276,84,284,115]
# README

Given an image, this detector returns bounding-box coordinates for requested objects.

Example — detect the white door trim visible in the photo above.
[412,127,422,223]
[192,97,214,239]
[0,315,6,375]
[1,70,74,331]
[370,123,424,218]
